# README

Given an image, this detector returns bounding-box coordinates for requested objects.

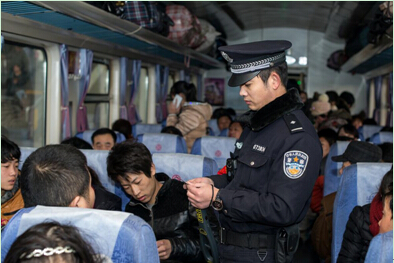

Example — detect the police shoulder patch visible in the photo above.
[283,150,309,179]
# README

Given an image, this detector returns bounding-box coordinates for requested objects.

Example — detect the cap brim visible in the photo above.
[228,70,261,87]
[331,155,348,162]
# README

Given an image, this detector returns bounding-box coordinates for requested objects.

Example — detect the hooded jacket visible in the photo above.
[166,102,212,153]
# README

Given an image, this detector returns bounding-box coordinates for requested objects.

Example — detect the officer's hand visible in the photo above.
[157,239,172,260]
[184,177,214,188]
[186,181,216,209]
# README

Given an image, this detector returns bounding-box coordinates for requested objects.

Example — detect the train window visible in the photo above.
[133,67,149,123]
[87,62,110,95]
[1,41,47,147]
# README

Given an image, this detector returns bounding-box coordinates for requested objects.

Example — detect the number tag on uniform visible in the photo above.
[283,151,308,179]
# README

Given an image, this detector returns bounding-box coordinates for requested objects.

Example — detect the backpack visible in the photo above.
[367,1,393,44]
[122,1,174,37]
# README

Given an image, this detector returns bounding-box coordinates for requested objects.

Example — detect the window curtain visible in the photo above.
[60,44,71,140]
[1,35,3,51]
[119,57,128,120]
[387,72,393,127]
[373,76,383,124]
[128,60,142,125]
[197,74,203,101]
[76,49,93,132]
[366,79,372,118]
[155,64,169,123]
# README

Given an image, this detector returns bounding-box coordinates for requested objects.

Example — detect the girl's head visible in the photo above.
[378,168,393,234]
[170,81,197,102]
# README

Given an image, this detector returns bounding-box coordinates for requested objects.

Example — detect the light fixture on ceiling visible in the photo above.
[299,56,308,65]
[286,49,296,65]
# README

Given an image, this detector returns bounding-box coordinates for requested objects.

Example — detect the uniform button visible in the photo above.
[250,161,255,166]
[224,210,228,214]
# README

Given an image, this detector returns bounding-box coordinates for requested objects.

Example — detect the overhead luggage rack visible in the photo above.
[1,1,225,70]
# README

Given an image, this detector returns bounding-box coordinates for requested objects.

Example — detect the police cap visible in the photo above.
[219,40,292,87]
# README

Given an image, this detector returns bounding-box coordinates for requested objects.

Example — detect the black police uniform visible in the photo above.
[209,41,322,263]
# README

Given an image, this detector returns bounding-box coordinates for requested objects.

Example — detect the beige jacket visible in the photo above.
[166,102,212,153]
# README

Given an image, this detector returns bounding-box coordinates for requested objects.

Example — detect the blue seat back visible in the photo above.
[323,141,350,196]
[331,162,392,263]
[152,153,218,182]
[358,125,382,141]
[364,230,393,263]
[368,131,393,144]
[219,128,229,137]
[136,133,187,153]
[132,124,162,138]
[18,147,37,170]
[1,206,159,263]
[75,130,126,145]
[208,119,220,136]
[190,136,236,170]
[80,149,130,211]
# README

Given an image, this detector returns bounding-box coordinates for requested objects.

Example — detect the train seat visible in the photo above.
[331,162,392,263]
[18,147,37,170]
[80,149,129,211]
[1,206,159,263]
[364,230,393,263]
[136,133,187,153]
[218,128,229,137]
[190,136,236,171]
[323,141,350,197]
[368,131,393,144]
[132,124,162,138]
[152,153,218,182]
[75,129,126,146]
[358,125,383,141]
[208,119,220,136]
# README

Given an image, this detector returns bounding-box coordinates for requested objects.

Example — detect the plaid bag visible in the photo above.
[166,5,206,49]
[122,1,174,37]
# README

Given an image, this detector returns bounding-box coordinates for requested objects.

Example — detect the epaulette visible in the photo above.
[283,114,304,134]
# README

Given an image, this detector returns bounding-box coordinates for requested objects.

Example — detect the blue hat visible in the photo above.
[219,40,292,87]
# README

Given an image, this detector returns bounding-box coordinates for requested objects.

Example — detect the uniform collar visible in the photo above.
[237,88,303,131]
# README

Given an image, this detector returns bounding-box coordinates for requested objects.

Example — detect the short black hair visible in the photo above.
[112,119,133,140]
[20,144,91,208]
[107,141,153,183]
[5,221,100,263]
[318,128,338,146]
[161,126,183,136]
[91,128,117,144]
[1,135,21,163]
[61,137,93,150]
[258,62,288,87]
[170,81,197,102]
[337,124,359,140]
[340,91,355,107]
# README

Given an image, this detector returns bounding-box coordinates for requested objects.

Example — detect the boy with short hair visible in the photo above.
[20,144,95,208]
[107,141,208,262]
[1,135,24,229]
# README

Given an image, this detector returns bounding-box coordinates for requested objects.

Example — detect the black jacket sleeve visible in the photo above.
[337,204,373,263]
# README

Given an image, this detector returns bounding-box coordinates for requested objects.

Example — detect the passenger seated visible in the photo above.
[378,184,392,234]
[311,141,382,263]
[337,168,392,262]
[337,123,359,141]
[4,222,104,263]
[112,118,134,141]
[228,121,244,140]
[107,141,212,262]
[166,81,212,153]
[378,142,393,163]
[91,128,116,150]
[61,136,93,149]
[88,167,121,211]
[161,126,182,136]
[20,144,95,208]
[1,135,24,229]
[217,113,232,132]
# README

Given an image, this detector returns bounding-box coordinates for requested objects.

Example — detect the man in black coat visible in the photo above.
[185,40,322,263]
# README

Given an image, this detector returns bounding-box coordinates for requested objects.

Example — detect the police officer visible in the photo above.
[185,40,322,263]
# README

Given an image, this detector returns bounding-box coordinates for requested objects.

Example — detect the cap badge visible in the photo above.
[283,150,309,179]
[221,51,233,63]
